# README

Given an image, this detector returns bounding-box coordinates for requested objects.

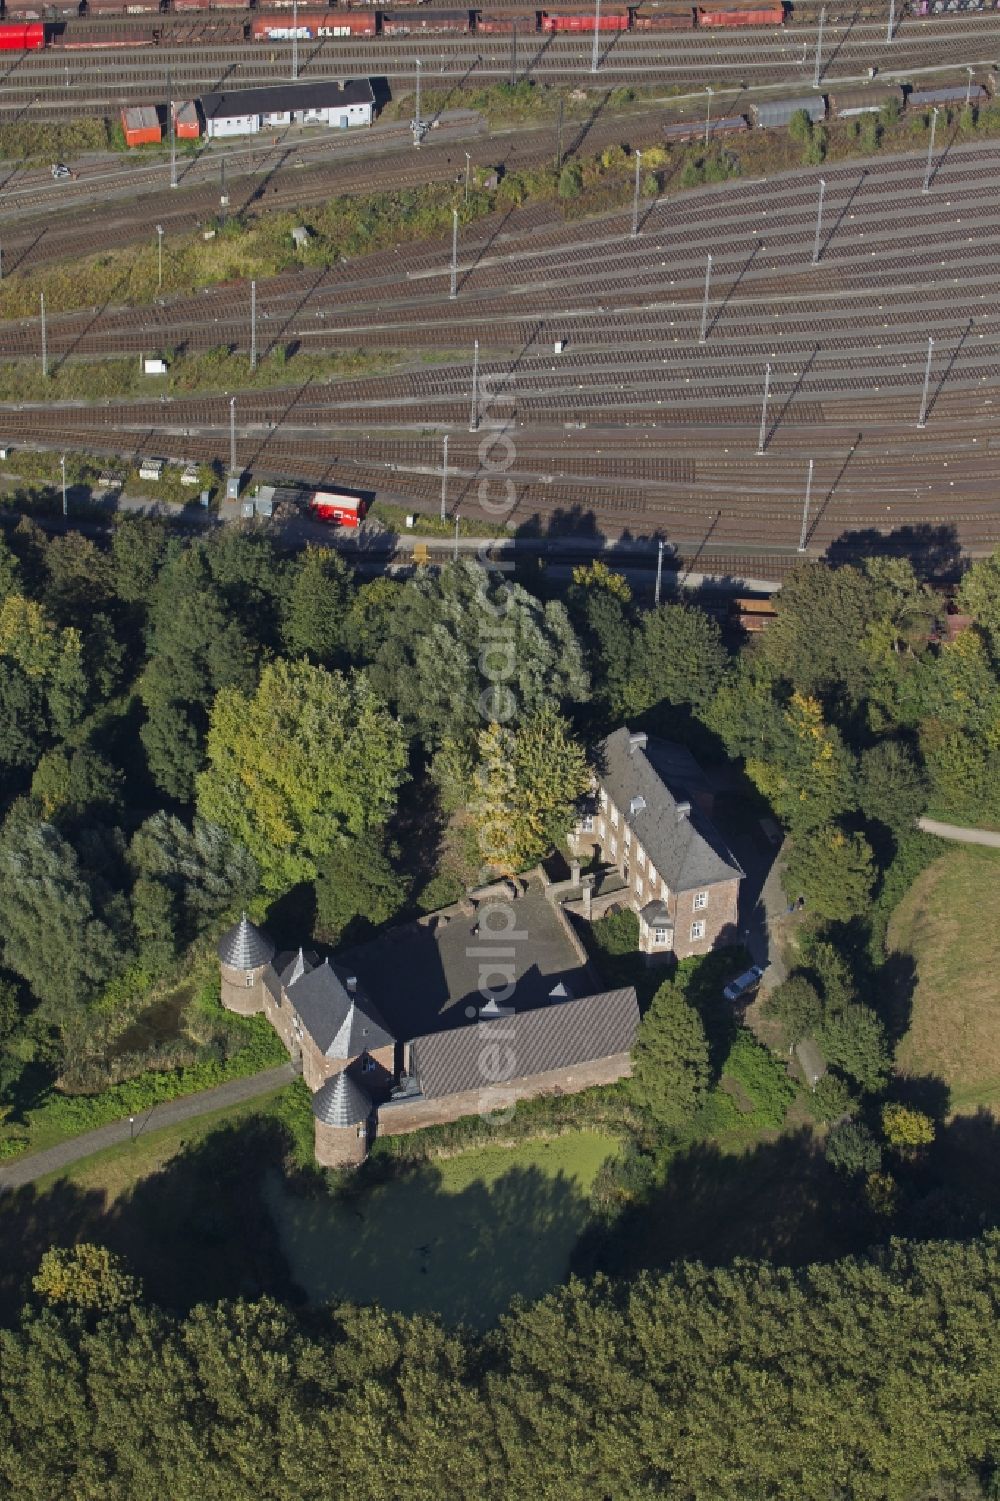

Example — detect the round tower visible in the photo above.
[312,1070,372,1169]
[217,913,275,1016]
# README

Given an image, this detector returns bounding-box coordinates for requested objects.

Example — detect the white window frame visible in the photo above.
[245,971,255,987]
[610,805,619,828]
[635,874,643,897]
[690,920,706,942]
[624,825,631,849]
[580,813,595,833]
[694,891,708,911]
[636,846,645,869]
[599,788,607,809]
[610,835,617,859]
[362,1055,377,1074]
[653,926,671,947]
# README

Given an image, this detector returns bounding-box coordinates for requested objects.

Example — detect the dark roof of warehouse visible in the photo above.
[218,914,275,970]
[286,960,395,1059]
[200,79,374,120]
[597,728,744,892]
[311,1069,372,1128]
[406,987,639,1101]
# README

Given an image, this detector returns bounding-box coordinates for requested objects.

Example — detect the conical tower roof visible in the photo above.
[218,913,275,970]
[311,1070,372,1128]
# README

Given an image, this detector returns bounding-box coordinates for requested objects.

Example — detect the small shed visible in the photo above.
[173,100,200,140]
[291,225,311,249]
[139,458,164,481]
[181,464,199,486]
[752,95,826,129]
[143,357,168,376]
[121,106,162,148]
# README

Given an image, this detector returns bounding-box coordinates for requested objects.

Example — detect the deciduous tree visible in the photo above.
[629,977,711,1128]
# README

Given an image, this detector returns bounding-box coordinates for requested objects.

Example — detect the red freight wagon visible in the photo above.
[540,10,630,29]
[696,5,783,23]
[0,21,45,46]
[308,491,367,527]
[252,11,376,36]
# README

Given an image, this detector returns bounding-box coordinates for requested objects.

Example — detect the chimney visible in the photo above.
[629,796,646,819]
[346,976,357,993]
[676,801,691,821]
[628,731,648,755]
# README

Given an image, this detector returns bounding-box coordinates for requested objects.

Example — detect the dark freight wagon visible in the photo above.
[539,8,630,28]
[829,86,904,117]
[751,93,825,127]
[252,11,377,37]
[381,8,471,32]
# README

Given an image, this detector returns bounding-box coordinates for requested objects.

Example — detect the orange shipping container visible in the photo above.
[173,101,200,139]
[121,105,161,146]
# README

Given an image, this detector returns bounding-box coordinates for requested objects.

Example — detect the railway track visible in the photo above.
[2,138,1000,558]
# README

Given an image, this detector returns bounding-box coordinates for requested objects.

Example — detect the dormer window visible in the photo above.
[362,1055,377,1073]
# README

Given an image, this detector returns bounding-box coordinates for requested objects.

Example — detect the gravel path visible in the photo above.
[0,1062,296,1192]
[917,817,1000,849]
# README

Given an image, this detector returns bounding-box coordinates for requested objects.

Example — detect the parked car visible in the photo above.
[723,964,765,1003]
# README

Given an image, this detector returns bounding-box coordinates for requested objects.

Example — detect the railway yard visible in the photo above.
[0,7,998,578]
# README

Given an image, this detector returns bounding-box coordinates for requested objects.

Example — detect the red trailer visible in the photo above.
[540,9,630,29]
[308,491,367,528]
[0,21,45,47]
[252,11,376,36]
[696,5,783,23]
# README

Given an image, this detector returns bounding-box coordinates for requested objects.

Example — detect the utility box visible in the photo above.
[554,340,565,354]
[226,474,241,501]
[240,499,255,519]
[200,489,210,508]
[405,514,415,528]
[144,357,168,376]
[139,458,164,481]
[0,447,9,460]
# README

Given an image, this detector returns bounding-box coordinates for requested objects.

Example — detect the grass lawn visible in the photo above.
[264,1130,617,1329]
[889,846,1000,1111]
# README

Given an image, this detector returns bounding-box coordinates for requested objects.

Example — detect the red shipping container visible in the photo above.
[121,104,161,144]
[308,492,366,527]
[540,10,629,29]
[0,22,45,47]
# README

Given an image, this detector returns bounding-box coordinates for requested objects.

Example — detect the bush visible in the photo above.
[807,1072,857,1124]
[679,160,704,188]
[804,127,828,165]
[826,1120,881,1176]
[558,162,583,200]
[788,109,814,145]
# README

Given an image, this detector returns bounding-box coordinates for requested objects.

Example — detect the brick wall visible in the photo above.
[220,962,267,1017]
[673,877,741,958]
[376,1050,633,1136]
[314,1118,369,1168]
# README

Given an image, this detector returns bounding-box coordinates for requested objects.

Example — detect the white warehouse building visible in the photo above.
[200,79,375,139]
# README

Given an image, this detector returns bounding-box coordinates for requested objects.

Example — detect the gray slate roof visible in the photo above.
[286,960,395,1059]
[201,78,374,121]
[640,899,672,926]
[597,728,743,893]
[407,987,639,1101]
[312,1069,372,1128]
[218,914,275,971]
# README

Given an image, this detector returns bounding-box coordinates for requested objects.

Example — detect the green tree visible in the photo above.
[472,707,589,875]
[756,561,882,705]
[762,974,822,1046]
[858,739,928,835]
[825,1119,881,1176]
[314,830,409,944]
[281,546,355,664]
[633,602,727,714]
[128,811,257,948]
[783,824,875,921]
[197,659,407,894]
[816,1003,891,1093]
[110,515,169,605]
[30,747,124,823]
[747,693,857,834]
[43,532,114,625]
[958,547,1000,657]
[629,977,711,1128]
[558,162,583,199]
[787,108,813,144]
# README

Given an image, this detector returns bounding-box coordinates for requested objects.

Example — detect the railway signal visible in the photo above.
[811,176,826,265]
[798,458,814,552]
[469,339,480,432]
[699,253,713,345]
[813,6,825,89]
[922,107,939,193]
[440,433,449,521]
[632,150,642,239]
[450,210,458,299]
[917,335,934,429]
[756,362,772,455]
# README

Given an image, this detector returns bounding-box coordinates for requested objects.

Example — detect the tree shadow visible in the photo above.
[826,523,963,583]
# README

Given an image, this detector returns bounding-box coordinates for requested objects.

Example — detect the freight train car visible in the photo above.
[252,11,377,37]
[663,112,747,140]
[697,5,783,24]
[633,8,697,28]
[0,19,45,43]
[382,8,471,31]
[540,8,629,27]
